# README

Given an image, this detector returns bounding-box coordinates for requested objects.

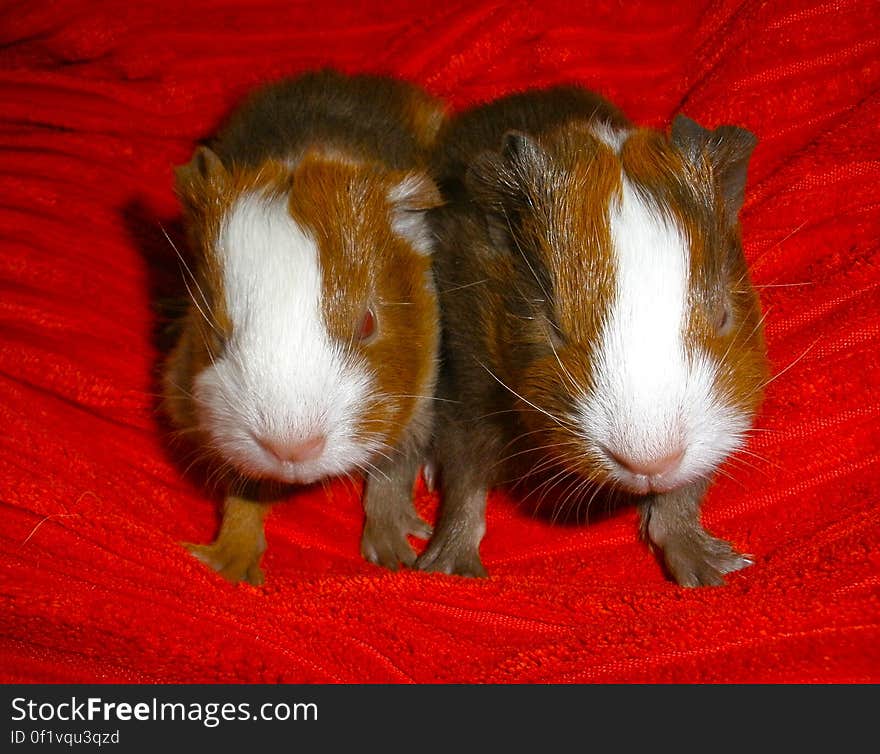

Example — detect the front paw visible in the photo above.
[361,510,432,570]
[183,540,265,586]
[415,535,487,578]
[660,533,752,587]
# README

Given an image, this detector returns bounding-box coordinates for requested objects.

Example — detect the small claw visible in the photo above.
[360,508,431,571]
[415,543,487,578]
[421,462,437,493]
[721,555,753,575]
[406,515,433,541]
[360,531,413,571]
[666,548,752,587]
[244,562,265,587]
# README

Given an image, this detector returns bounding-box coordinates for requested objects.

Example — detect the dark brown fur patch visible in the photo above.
[497,126,623,477]
[211,68,446,172]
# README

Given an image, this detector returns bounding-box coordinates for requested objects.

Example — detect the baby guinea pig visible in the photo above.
[420,85,768,587]
[164,69,444,584]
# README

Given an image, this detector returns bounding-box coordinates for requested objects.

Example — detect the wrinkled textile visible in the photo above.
[1,0,878,683]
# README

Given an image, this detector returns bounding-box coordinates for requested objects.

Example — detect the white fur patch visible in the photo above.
[591,123,631,153]
[193,192,378,483]
[388,174,435,255]
[576,177,749,492]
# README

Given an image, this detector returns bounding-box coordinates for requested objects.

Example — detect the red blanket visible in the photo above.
[1,0,878,683]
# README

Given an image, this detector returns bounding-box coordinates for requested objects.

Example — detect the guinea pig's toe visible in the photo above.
[182,540,265,585]
[405,513,433,540]
[183,541,222,570]
[459,559,488,578]
[244,562,265,586]
[360,538,391,568]
[720,553,753,575]
[662,535,752,587]
[416,542,487,578]
[360,529,415,570]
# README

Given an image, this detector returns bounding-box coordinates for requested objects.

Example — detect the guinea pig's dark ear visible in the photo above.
[671,115,709,164]
[465,150,509,212]
[466,132,550,253]
[388,171,443,255]
[174,145,228,202]
[672,114,757,223]
[467,130,549,209]
[501,129,545,167]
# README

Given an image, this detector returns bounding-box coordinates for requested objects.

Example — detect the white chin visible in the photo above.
[262,457,334,485]
[269,466,326,485]
[613,472,686,496]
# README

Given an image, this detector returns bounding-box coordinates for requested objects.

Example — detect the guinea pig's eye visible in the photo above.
[357,306,378,343]
[715,301,734,337]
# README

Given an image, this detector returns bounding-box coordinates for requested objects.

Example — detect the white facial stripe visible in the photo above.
[602,176,691,452]
[578,176,748,487]
[196,192,377,483]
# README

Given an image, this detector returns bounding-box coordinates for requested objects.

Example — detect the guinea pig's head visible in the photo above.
[167,146,441,485]
[468,115,768,495]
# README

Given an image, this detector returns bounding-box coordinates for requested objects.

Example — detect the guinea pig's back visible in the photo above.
[211,69,446,170]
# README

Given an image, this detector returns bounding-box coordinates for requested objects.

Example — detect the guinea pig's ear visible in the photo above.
[672,114,757,223]
[467,130,549,210]
[388,171,443,255]
[174,145,228,204]
[466,132,550,253]
[500,130,549,175]
[466,150,509,212]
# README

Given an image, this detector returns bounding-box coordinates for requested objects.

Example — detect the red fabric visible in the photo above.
[1,0,878,684]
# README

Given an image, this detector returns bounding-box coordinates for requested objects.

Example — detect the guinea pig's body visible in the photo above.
[421,86,767,586]
[164,70,445,583]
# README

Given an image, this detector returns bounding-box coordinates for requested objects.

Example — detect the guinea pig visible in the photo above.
[164,69,445,584]
[419,85,768,587]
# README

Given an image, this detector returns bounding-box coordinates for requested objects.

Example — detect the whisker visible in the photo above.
[752,220,810,270]
[501,207,553,305]
[160,224,220,337]
[754,281,814,289]
[439,279,489,295]
[359,460,392,485]
[492,439,583,471]
[380,393,460,404]
[760,336,822,392]
[476,360,577,431]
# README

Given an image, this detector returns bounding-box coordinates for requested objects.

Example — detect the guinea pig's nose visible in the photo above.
[607,447,684,477]
[260,434,326,463]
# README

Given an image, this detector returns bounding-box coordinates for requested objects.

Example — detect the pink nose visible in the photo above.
[608,447,684,477]
[260,435,326,463]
